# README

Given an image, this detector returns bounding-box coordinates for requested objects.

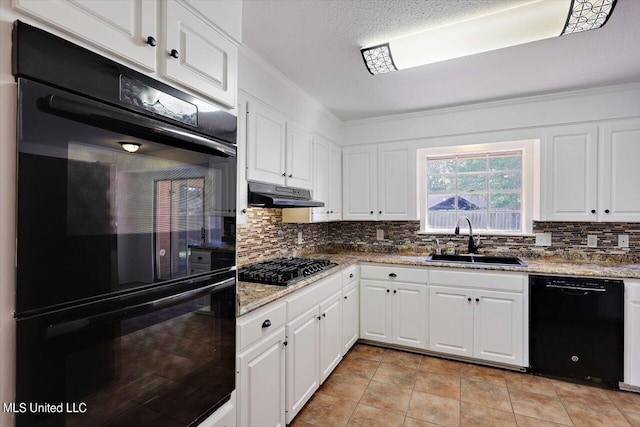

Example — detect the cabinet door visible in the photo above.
[428,286,473,357]
[328,144,342,221]
[14,0,157,71]
[238,327,286,427]
[285,124,313,190]
[311,138,329,222]
[542,125,598,220]
[392,283,428,349]
[378,145,417,220]
[162,1,238,108]
[246,101,287,186]
[342,282,359,354]
[343,147,377,220]
[319,291,343,383]
[473,290,524,366]
[181,0,242,44]
[285,307,320,424]
[600,121,640,222]
[360,280,392,343]
[624,281,640,387]
[236,97,249,225]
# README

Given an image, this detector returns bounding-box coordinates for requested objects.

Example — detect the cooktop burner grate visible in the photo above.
[238,257,338,286]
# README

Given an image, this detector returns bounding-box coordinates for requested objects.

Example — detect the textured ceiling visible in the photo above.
[242,0,640,121]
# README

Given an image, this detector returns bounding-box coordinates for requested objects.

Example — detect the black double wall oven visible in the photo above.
[13,22,237,426]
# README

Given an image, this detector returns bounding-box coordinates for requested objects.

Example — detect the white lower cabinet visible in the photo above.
[360,265,428,349]
[624,280,640,389]
[237,327,286,427]
[474,290,524,364]
[237,302,287,427]
[428,269,526,367]
[319,291,343,382]
[286,307,320,423]
[284,273,344,423]
[342,280,359,354]
[428,286,474,357]
[284,289,343,424]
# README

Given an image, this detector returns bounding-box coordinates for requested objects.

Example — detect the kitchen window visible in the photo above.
[419,140,538,235]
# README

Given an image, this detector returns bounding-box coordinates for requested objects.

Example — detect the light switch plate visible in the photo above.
[587,235,598,248]
[376,229,384,240]
[535,233,552,246]
[618,234,630,248]
[297,231,303,244]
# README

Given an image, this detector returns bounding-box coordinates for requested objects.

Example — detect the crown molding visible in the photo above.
[340,82,640,128]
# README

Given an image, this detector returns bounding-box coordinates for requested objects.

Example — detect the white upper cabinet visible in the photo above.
[282,136,341,223]
[599,121,640,222]
[311,135,341,222]
[328,144,343,221]
[542,125,599,221]
[12,0,241,109]
[246,101,287,186]
[542,119,640,222]
[343,147,377,220]
[343,143,417,221]
[13,0,158,71]
[181,0,242,44]
[312,137,329,222]
[246,101,315,190]
[286,123,314,190]
[161,0,238,108]
[378,144,417,220]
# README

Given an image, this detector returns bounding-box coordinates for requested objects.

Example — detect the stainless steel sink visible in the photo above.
[425,253,527,266]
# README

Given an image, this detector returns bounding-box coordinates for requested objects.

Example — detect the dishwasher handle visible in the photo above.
[545,284,607,292]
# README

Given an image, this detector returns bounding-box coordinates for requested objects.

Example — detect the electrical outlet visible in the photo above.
[618,234,630,248]
[376,229,384,240]
[535,233,552,246]
[297,231,303,244]
[587,235,598,248]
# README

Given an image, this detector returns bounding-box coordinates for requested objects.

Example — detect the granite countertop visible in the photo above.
[237,252,640,316]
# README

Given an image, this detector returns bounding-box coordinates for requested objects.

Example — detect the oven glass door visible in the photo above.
[16,277,236,427]
[17,78,237,315]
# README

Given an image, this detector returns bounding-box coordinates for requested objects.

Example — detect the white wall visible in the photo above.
[238,46,341,143]
[341,83,640,146]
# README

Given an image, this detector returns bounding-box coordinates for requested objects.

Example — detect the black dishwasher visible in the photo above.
[529,275,624,388]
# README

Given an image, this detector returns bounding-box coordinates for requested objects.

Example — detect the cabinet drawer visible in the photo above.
[190,250,212,264]
[190,261,211,270]
[342,266,359,287]
[237,302,287,351]
[361,264,427,284]
[429,269,525,292]
[287,273,342,321]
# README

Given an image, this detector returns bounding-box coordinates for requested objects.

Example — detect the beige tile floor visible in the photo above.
[290,344,640,427]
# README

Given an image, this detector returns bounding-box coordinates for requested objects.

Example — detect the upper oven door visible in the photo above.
[16,79,237,315]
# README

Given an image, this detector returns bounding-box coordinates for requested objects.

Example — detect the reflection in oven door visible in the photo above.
[16,279,236,427]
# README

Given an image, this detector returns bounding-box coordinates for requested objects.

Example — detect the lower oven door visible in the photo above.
[16,277,236,427]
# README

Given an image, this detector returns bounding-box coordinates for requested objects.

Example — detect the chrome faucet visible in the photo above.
[454,215,481,254]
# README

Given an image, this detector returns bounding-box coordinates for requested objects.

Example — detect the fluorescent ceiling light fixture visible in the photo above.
[119,142,141,153]
[361,0,617,75]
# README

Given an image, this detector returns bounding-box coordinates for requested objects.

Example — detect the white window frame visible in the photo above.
[418,139,539,235]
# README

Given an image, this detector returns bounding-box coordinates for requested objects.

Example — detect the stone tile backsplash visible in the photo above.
[237,208,329,265]
[237,208,640,263]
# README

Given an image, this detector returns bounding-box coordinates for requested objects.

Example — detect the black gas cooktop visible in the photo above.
[238,257,338,286]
